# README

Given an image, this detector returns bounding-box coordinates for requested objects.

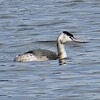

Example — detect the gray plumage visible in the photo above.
[14,49,58,62]
[25,49,58,60]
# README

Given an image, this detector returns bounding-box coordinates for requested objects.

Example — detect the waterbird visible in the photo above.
[14,31,82,64]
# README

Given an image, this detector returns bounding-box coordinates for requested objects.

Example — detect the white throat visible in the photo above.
[57,34,67,60]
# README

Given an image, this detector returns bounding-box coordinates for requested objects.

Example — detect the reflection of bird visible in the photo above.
[14,31,81,62]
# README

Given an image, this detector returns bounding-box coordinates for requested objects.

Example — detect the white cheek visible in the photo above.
[65,36,72,41]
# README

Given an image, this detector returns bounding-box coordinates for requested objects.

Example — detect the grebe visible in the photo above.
[14,31,81,63]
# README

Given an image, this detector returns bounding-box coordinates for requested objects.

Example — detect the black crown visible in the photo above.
[63,31,74,37]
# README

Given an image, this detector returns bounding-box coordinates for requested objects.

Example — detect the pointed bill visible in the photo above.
[71,37,84,43]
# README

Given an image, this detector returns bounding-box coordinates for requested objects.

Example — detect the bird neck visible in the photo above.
[57,41,67,60]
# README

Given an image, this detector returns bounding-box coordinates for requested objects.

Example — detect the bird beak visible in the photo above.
[71,37,83,43]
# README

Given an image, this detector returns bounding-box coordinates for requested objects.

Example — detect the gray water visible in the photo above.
[0,0,100,100]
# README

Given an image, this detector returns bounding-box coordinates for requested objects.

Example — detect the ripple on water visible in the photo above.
[0,0,100,100]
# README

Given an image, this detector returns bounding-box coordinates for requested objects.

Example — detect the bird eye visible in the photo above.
[70,37,73,40]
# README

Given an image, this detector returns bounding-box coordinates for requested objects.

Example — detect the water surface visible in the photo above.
[0,0,100,100]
